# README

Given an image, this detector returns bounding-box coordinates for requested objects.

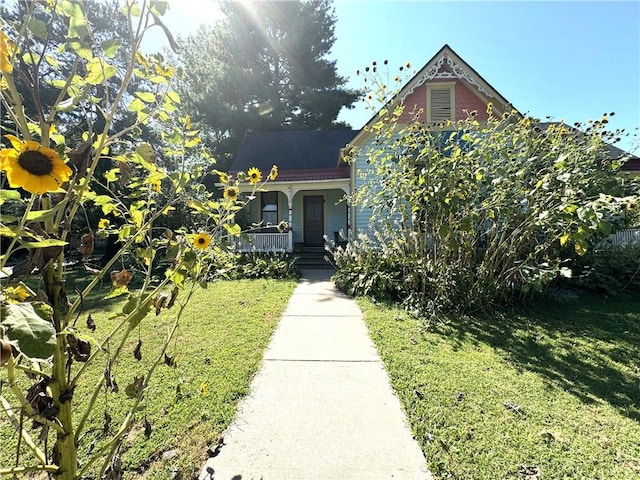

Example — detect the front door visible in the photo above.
[303,196,324,247]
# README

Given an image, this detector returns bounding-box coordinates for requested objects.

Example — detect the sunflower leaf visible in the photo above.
[18,239,68,249]
[0,190,22,201]
[25,201,67,223]
[1,302,56,360]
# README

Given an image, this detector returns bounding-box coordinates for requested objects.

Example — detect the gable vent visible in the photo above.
[430,88,451,122]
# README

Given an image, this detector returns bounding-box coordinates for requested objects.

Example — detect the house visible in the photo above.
[231,129,356,252]
[230,44,639,252]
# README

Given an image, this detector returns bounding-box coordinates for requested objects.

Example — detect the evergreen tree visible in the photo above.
[177,0,360,167]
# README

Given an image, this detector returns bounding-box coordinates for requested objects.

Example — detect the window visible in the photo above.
[261,191,278,226]
[427,83,455,123]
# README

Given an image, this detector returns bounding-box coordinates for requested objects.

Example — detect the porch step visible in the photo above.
[295,250,335,270]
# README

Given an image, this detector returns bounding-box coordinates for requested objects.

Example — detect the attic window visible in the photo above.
[427,83,455,123]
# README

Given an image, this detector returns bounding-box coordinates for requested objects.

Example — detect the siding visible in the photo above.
[352,135,405,238]
[398,79,492,124]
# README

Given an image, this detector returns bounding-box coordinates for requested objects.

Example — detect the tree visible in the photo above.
[177,0,360,168]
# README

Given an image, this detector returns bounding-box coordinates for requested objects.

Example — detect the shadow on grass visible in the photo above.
[436,293,640,422]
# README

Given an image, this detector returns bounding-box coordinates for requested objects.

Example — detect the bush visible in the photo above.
[209,251,300,280]
[567,243,640,294]
[344,68,639,314]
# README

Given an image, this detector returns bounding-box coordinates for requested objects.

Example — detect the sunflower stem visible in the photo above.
[0,194,36,272]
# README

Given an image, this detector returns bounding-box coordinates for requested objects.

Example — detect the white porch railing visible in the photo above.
[603,228,640,247]
[235,233,291,253]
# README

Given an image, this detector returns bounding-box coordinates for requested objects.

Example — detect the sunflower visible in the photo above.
[98,218,110,229]
[192,232,211,250]
[269,165,278,181]
[223,186,239,201]
[0,135,72,194]
[277,221,288,233]
[247,167,262,184]
[0,30,16,74]
[3,285,30,303]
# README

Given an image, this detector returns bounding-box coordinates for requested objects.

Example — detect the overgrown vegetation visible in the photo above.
[0,277,297,478]
[335,67,638,314]
[0,2,278,478]
[213,252,300,280]
[563,243,640,294]
[360,295,640,480]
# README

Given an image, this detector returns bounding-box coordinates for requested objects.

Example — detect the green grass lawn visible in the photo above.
[360,294,640,480]
[1,277,297,479]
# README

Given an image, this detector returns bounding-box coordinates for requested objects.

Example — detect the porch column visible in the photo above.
[287,188,293,252]
[341,185,352,241]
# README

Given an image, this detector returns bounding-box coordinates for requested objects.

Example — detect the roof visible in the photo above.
[538,122,640,170]
[231,130,358,180]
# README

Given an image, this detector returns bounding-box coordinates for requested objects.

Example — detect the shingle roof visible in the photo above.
[537,122,639,170]
[231,130,358,179]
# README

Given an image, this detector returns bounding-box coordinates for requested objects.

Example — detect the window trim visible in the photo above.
[261,191,279,227]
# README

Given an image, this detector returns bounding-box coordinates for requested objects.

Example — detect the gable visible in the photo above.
[397,79,494,124]
[350,44,513,148]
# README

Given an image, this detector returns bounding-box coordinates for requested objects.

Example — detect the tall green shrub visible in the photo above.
[337,68,638,313]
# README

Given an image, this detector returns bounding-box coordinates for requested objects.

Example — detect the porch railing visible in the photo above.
[603,228,640,247]
[235,233,291,253]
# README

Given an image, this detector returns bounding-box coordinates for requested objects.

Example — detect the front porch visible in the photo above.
[235,180,351,253]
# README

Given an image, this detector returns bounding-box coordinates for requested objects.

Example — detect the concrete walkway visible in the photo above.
[199,270,432,480]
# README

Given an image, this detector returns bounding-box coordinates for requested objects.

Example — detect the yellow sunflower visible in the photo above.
[247,167,262,184]
[0,135,72,194]
[98,218,110,229]
[3,284,30,303]
[269,165,278,181]
[0,30,16,74]
[192,232,211,250]
[223,186,239,201]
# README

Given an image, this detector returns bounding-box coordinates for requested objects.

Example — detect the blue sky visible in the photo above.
[149,1,640,154]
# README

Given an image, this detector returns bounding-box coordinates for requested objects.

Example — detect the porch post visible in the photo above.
[287,188,293,252]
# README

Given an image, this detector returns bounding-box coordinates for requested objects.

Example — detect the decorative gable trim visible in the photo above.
[408,54,494,99]
[350,44,515,150]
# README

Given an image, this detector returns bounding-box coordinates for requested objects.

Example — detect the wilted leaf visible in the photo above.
[67,334,91,362]
[104,454,122,480]
[133,340,142,361]
[111,269,133,287]
[143,419,152,439]
[26,380,58,420]
[167,286,179,309]
[103,412,112,435]
[1,339,14,366]
[1,302,56,359]
[104,365,118,393]
[86,314,96,332]
[154,292,169,315]
[79,233,94,258]
[164,353,176,367]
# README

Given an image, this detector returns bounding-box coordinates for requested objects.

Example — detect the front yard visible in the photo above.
[361,294,640,479]
[0,278,298,479]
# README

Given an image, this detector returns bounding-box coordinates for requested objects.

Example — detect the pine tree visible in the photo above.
[177,0,360,166]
